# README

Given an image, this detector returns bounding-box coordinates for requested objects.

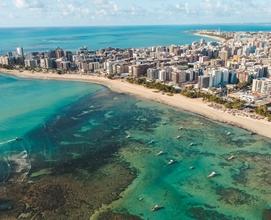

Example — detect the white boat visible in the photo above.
[157,151,164,156]
[126,134,131,139]
[227,155,235,161]
[151,205,163,212]
[138,197,144,201]
[190,143,194,146]
[207,171,217,178]
[189,166,195,170]
[178,127,184,130]
[176,136,181,139]
[226,132,232,136]
[168,159,176,165]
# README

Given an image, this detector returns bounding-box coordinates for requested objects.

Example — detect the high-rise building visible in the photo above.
[208,68,230,87]
[16,47,24,57]
[65,51,73,62]
[40,58,56,69]
[147,68,159,80]
[159,67,172,82]
[252,78,271,95]
[198,75,211,89]
[55,48,65,59]
[171,72,180,84]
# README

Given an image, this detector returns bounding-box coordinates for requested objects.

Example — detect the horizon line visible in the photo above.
[1,22,271,29]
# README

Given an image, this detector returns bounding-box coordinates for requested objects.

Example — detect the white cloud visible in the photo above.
[13,0,44,9]
[1,0,271,26]
[14,0,25,8]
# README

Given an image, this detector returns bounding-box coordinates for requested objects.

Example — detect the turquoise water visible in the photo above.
[1,24,271,53]
[0,74,271,219]
[113,103,271,219]
[0,73,102,142]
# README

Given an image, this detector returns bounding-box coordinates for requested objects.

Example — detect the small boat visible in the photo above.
[189,166,195,170]
[176,136,181,139]
[138,197,144,201]
[151,205,164,212]
[168,159,176,165]
[157,151,164,156]
[226,132,232,136]
[126,134,131,139]
[207,171,217,178]
[178,127,184,130]
[227,155,235,161]
[189,143,194,147]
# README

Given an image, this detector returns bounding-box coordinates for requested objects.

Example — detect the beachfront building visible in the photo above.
[158,67,172,82]
[252,78,271,95]
[55,59,71,71]
[78,61,103,74]
[198,75,211,89]
[147,68,159,81]
[0,55,12,66]
[208,68,230,88]
[40,58,56,69]
[24,58,39,68]
[129,64,153,78]
[105,61,130,75]
[2,30,271,105]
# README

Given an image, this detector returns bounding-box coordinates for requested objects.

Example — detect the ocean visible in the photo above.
[1,24,271,53]
[0,73,271,219]
[1,24,271,219]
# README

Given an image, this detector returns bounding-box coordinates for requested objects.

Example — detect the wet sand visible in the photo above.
[2,69,271,140]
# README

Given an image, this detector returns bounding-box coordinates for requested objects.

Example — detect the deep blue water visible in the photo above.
[1,24,271,53]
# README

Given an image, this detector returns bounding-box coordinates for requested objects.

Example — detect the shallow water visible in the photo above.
[0,73,102,141]
[112,102,271,220]
[0,74,271,219]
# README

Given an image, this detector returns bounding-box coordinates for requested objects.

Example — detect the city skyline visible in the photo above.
[0,0,271,27]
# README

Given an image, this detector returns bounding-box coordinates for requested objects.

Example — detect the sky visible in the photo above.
[0,0,271,27]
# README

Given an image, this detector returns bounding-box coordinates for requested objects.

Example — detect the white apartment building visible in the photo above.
[208,68,229,87]
[252,78,271,95]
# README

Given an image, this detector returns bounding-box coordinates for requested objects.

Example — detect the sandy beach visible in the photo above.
[1,68,271,139]
[193,32,226,42]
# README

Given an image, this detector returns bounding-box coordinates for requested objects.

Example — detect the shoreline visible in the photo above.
[1,68,271,139]
[193,32,226,42]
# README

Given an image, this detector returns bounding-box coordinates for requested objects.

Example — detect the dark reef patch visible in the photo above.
[26,184,66,211]
[97,210,143,220]
[215,186,255,206]
[0,160,136,219]
[0,89,162,219]
[187,206,244,220]
[25,90,161,175]
[263,208,271,220]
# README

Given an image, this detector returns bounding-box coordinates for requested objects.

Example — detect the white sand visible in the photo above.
[1,69,271,139]
[193,33,226,42]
